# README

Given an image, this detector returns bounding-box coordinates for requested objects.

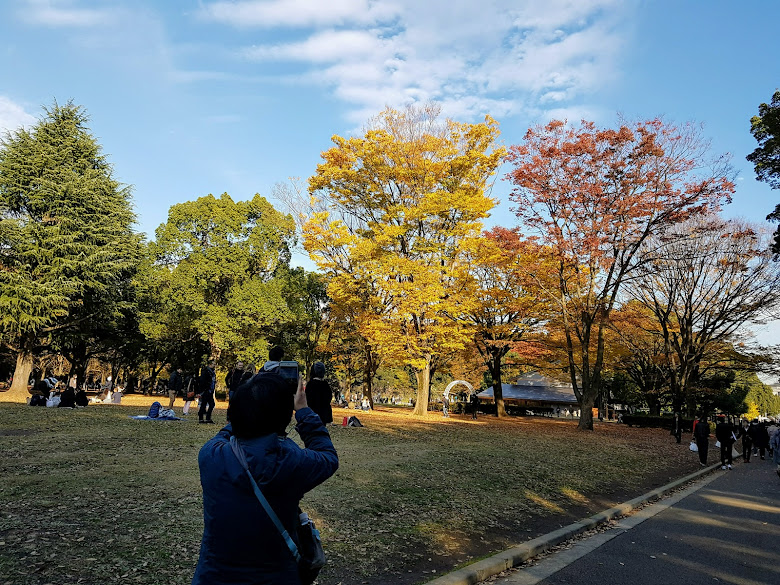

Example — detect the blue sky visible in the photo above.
[2,0,779,341]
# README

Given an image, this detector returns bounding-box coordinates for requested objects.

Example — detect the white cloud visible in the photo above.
[201,0,399,28]
[207,0,634,123]
[0,97,36,134]
[243,29,391,63]
[20,0,116,27]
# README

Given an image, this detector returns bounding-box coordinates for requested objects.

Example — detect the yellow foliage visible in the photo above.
[303,104,504,413]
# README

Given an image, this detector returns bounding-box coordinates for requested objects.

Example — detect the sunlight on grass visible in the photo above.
[524,490,566,514]
[0,399,699,585]
[560,486,588,503]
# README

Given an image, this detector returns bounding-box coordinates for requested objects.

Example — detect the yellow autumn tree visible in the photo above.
[304,103,504,415]
[462,227,555,417]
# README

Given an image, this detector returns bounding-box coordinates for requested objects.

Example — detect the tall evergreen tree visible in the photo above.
[0,101,138,401]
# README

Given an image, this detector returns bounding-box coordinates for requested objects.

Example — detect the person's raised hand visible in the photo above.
[294,375,308,411]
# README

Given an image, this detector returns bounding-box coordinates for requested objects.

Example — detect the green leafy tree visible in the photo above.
[747,90,780,252]
[0,102,137,401]
[275,268,331,373]
[150,193,295,367]
[742,372,780,417]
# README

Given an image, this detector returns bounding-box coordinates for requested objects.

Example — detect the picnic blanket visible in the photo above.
[129,401,181,420]
[129,414,182,421]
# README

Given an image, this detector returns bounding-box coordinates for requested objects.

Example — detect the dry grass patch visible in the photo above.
[0,400,699,585]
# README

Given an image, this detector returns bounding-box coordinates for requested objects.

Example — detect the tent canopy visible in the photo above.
[478,372,579,406]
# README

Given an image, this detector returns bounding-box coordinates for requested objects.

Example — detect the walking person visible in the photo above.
[304,361,333,425]
[748,419,769,460]
[715,414,735,470]
[470,392,479,420]
[198,361,216,424]
[442,392,450,418]
[693,414,710,466]
[670,412,683,444]
[757,421,771,460]
[771,426,780,478]
[738,419,753,462]
[183,374,197,415]
[168,367,183,410]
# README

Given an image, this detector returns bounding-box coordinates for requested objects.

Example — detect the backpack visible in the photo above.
[347,416,363,427]
[148,401,161,418]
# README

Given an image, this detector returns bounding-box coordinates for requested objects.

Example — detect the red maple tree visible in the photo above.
[506,118,735,430]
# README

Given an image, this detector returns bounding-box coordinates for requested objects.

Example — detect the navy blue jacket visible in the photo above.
[191,408,338,585]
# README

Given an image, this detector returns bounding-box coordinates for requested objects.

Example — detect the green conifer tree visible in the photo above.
[0,101,138,400]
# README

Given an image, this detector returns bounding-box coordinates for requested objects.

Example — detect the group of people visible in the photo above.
[27,376,89,408]
[441,392,480,419]
[166,348,336,429]
[689,413,780,476]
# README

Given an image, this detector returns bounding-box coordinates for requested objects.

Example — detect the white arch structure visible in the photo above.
[444,380,474,398]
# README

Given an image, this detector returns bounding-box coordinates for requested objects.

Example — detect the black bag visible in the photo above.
[347,416,363,427]
[296,514,327,584]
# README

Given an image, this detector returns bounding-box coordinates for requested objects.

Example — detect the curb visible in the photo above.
[424,463,720,585]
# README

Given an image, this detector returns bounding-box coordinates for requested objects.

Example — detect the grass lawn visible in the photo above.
[0,396,700,585]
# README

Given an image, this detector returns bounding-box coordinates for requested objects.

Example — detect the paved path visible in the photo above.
[495,456,780,585]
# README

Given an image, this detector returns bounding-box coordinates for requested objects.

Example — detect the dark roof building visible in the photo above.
[478,372,579,407]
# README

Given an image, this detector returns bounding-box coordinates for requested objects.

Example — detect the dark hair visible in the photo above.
[228,373,293,438]
[310,361,326,380]
[268,346,284,362]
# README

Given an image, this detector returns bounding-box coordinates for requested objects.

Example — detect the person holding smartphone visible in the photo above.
[191,370,338,585]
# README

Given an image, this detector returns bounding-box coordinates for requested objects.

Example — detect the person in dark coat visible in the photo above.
[749,420,770,460]
[191,371,338,585]
[198,361,217,424]
[58,386,76,408]
[168,367,184,409]
[470,392,479,419]
[74,389,88,407]
[225,361,245,403]
[693,414,710,466]
[305,362,333,425]
[738,419,753,462]
[715,415,736,469]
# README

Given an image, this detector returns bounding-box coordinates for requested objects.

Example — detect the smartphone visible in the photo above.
[278,361,300,391]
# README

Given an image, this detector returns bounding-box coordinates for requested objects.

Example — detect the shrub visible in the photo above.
[621,414,694,432]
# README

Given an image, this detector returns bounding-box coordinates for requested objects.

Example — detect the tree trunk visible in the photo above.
[412,359,431,416]
[364,348,375,409]
[6,352,34,403]
[490,354,507,418]
[646,395,661,416]
[577,383,598,430]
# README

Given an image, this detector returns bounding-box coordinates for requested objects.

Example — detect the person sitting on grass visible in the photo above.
[58,386,77,408]
[191,369,338,585]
